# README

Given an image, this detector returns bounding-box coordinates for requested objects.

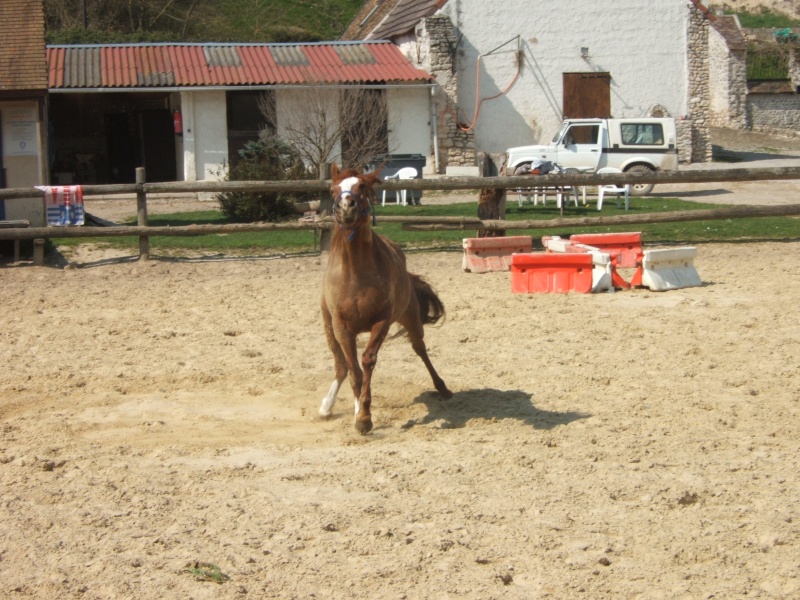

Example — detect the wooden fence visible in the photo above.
[2,165,800,263]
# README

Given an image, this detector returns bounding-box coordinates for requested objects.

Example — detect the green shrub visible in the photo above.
[216,132,315,223]
[728,8,800,29]
[747,42,791,80]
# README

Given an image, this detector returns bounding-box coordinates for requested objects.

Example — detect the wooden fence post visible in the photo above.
[477,152,506,237]
[136,167,149,260]
[318,162,332,252]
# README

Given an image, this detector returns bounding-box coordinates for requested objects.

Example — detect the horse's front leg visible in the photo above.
[320,301,349,418]
[355,320,392,435]
[332,325,363,421]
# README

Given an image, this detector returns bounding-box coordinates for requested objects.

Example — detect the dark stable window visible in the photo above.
[227,91,275,165]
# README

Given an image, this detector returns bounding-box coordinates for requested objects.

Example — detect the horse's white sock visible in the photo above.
[319,380,340,417]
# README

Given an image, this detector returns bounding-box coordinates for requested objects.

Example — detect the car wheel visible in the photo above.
[625,165,655,196]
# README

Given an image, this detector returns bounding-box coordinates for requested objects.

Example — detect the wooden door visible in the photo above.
[0,113,5,189]
[563,73,611,118]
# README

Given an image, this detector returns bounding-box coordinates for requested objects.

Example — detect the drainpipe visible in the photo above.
[430,86,440,174]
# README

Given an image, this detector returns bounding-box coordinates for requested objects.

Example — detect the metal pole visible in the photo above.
[136,167,149,260]
[83,0,88,30]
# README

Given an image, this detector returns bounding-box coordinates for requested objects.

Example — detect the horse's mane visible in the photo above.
[333,167,362,182]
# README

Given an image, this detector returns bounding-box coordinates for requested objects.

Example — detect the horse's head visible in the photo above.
[330,164,381,231]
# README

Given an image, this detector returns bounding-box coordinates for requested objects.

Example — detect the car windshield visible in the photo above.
[552,122,569,144]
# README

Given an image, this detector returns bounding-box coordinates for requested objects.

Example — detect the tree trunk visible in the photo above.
[477,189,505,237]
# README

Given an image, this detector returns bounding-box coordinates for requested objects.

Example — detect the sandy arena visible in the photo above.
[2,235,800,598]
[2,126,800,597]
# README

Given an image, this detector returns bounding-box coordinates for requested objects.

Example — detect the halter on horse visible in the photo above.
[319,164,453,434]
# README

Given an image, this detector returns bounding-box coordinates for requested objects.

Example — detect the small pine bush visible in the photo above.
[217,132,315,222]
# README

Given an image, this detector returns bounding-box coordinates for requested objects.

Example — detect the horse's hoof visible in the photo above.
[354,418,373,435]
[439,387,454,400]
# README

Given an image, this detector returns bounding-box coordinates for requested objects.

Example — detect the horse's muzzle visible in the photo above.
[335,197,360,225]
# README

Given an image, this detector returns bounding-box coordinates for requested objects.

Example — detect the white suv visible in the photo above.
[505,118,678,195]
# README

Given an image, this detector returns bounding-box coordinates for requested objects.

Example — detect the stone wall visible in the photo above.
[686,7,713,163]
[790,48,800,91]
[708,30,748,128]
[747,93,800,135]
[415,15,476,173]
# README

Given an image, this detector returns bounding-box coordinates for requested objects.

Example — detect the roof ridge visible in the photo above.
[47,41,396,49]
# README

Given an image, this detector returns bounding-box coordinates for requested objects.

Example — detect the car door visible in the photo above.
[556,123,602,170]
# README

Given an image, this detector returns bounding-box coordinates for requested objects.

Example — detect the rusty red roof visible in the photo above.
[47,42,432,90]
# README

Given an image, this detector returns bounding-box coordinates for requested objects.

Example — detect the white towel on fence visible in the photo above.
[37,185,85,226]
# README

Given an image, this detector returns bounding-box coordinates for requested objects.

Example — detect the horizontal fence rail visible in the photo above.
[2,204,800,241]
[2,166,800,201]
[1,166,800,260]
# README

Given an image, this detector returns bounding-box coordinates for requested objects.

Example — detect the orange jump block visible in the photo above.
[462,236,533,273]
[569,232,642,268]
[511,253,594,294]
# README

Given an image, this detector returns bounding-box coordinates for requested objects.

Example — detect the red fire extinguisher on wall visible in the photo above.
[173,109,183,136]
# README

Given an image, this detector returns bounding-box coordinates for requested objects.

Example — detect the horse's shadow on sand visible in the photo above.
[402,388,589,431]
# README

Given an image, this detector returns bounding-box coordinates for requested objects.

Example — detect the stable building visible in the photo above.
[45,42,434,186]
[0,0,49,224]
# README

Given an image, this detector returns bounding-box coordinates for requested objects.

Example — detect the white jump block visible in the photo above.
[588,251,614,293]
[640,247,702,291]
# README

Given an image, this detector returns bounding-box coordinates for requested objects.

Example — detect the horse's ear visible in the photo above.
[330,163,340,182]
[366,162,385,185]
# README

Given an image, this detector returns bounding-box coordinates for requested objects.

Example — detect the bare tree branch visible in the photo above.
[266,86,396,177]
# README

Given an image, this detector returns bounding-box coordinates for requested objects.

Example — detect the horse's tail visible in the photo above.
[410,273,445,326]
[390,273,445,340]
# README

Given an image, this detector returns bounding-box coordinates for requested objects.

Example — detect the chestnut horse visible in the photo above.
[319,164,453,434]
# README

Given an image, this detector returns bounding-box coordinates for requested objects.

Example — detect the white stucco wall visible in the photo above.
[275,86,432,170]
[181,90,228,182]
[436,0,690,152]
[1,100,47,225]
[387,85,432,159]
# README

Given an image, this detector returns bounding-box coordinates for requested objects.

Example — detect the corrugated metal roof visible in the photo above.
[47,42,432,90]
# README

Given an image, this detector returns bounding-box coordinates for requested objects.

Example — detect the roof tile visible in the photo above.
[0,0,48,91]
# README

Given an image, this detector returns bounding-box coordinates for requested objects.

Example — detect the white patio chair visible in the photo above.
[382,167,418,206]
[563,167,587,206]
[596,167,630,211]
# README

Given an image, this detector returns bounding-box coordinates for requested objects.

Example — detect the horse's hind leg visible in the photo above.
[400,312,453,400]
[319,303,348,418]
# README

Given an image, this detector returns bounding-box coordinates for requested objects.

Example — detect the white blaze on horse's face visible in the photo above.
[335,176,361,223]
